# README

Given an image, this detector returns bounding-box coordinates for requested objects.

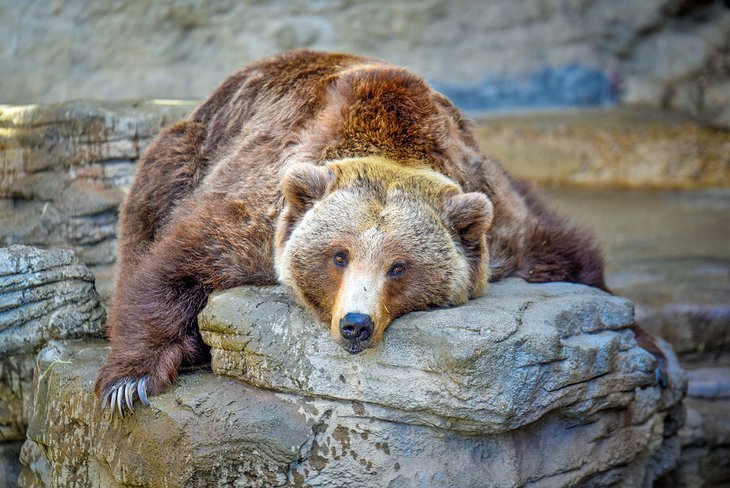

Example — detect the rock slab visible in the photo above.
[184,278,688,486]
[0,245,105,357]
[475,109,730,189]
[543,188,730,361]
[200,280,665,433]
[17,280,686,487]
[0,245,106,486]
[19,341,311,488]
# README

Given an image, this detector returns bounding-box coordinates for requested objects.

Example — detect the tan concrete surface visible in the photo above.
[476,109,730,189]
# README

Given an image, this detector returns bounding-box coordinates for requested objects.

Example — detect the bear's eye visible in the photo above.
[388,263,407,278]
[333,251,349,268]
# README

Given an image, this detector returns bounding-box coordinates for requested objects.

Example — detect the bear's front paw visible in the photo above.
[100,376,151,418]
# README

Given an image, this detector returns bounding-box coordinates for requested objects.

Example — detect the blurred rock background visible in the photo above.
[1,0,729,128]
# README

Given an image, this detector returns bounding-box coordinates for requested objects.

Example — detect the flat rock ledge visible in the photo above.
[19,279,685,487]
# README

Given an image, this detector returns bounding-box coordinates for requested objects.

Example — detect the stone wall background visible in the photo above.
[1,0,729,127]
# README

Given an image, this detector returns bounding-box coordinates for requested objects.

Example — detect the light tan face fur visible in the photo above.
[275,157,493,354]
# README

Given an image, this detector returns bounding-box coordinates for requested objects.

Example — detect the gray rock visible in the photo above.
[667,365,730,484]
[0,441,23,488]
[19,340,313,488]
[0,353,34,443]
[0,245,105,356]
[625,5,730,129]
[15,280,686,487]
[542,188,730,359]
[612,258,730,359]
[0,101,194,301]
[665,397,730,487]
[0,245,107,486]
[200,280,682,433]
[19,331,685,487]
[201,279,687,486]
[0,352,31,488]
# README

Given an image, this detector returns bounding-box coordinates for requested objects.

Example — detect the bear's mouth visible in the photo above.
[342,339,366,355]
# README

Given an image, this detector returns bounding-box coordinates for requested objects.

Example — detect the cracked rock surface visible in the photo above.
[19,341,311,488]
[19,279,685,487]
[0,245,105,357]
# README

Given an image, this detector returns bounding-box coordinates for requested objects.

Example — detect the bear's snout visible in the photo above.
[339,313,374,343]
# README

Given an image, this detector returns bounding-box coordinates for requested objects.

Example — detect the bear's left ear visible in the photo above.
[441,192,494,298]
[282,163,334,214]
[276,163,335,255]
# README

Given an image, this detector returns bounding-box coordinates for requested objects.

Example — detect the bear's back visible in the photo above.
[190,51,380,164]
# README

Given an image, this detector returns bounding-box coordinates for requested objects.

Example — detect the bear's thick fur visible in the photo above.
[96,50,660,410]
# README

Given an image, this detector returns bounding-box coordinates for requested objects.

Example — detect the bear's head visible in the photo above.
[275,157,493,354]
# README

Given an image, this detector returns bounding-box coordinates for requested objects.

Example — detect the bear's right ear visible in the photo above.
[282,163,334,214]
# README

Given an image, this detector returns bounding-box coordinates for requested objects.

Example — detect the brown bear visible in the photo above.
[96,50,663,415]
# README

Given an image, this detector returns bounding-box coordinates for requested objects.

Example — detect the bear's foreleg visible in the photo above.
[96,194,275,416]
[95,233,210,416]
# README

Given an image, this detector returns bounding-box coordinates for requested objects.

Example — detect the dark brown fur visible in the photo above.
[96,50,661,398]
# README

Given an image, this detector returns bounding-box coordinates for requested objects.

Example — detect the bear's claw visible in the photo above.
[100,377,151,418]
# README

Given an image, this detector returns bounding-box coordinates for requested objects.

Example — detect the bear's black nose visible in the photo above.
[340,313,374,341]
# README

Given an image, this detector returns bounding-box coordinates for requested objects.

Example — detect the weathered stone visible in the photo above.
[200,280,670,432]
[19,291,686,488]
[0,353,34,443]
[0,247,105,419]
[0,245,105,356]
[0,354,32,488]
[702,79,730,129]
[0,101,194,301]
[545,187,730,488]
[611,258,730,358]
[667,363,730,487]
[18,341,312,488]
[474,109,730,189]
[686,366,730,399]
[0,245,107,486]
[188,279,685,486]
[624,5,730,129]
